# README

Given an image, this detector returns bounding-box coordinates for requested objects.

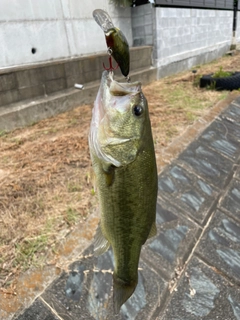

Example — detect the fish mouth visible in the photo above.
[96,70,142,117]
[99,70,141,95]
[107,72,141,97]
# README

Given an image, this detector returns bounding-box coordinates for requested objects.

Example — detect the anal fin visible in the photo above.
[93,224,110,256]
[147,222,157,239]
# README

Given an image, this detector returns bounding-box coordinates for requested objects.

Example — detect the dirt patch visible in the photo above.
[1,51,240,293]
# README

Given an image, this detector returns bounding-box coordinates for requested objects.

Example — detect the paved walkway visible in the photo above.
[14,97,240,319]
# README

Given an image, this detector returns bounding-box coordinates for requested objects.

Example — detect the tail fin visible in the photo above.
[113,273,137,314]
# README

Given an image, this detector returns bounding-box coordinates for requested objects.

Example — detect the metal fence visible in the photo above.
[154,0,234,10]
[133,0,240,11]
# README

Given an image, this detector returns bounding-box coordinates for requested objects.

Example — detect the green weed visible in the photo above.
[67,182,82,193]
[213,66,232,78]
[193,74,202,87]
[65,207,79,225]
[15,235,48,269]
[186,112,197,122]
[68,118,78,126]
[166,126,178,138]
[209,81,217,90]
[219,92,228,100]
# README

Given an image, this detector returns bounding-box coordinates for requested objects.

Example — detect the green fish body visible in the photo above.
[89,71,158,313]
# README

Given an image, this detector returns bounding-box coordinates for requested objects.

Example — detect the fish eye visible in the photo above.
[133,105,143,117]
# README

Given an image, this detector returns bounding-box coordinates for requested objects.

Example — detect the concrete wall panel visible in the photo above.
[66,20,106,56]
[0,0,132,69]
[0,21,70,68]
[154,7,233,69]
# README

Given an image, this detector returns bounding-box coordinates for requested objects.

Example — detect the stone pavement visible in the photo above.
[13,98,240,319]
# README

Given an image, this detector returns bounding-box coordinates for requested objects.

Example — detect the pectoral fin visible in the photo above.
[147,222,157,239]
[93,224,110,256]
[102,163,115,186]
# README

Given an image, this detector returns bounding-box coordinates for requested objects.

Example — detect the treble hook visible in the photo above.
[103,55,119,72]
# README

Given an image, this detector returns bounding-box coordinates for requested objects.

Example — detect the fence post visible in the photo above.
[231,0,238,49]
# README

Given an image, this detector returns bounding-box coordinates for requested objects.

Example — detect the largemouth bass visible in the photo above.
[89,71,158,313]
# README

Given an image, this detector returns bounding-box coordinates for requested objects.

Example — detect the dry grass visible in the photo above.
[1,51,240,289]
[0,106,97,287]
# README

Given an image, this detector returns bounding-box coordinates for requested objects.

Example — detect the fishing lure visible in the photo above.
[93,9,130,77]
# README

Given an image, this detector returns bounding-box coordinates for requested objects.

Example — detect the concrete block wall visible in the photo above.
[154,7,233,77]
[0,0,132,69]
[131,4,154,46]
[132,4,233,79]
